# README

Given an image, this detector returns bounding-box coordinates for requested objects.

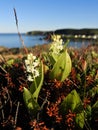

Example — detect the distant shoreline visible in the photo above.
[27,28,98,36]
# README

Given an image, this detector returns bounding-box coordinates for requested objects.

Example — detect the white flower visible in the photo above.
[49,35,64,55]
[27,75,34,81]
[27,53,36,61]
[33,69,40,78]
[25,59,30,65]
[25,53,40,81]
[26,66,34,73]
[33,59,40,67]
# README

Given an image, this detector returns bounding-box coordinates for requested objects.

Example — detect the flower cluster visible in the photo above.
[49,34,64,55]
[25,53,40,81]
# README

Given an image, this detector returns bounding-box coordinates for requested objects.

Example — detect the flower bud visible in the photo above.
[81,59,87,71]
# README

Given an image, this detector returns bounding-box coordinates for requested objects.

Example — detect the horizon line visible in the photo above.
[1,27,98,34]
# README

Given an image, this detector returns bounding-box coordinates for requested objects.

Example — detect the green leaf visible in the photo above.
[63,39,70,49]
[92,101,98,117]
[75,111,85,129]
[60,90,83,114]
[44,64,49,74]
[30,62,44,102]
[48,53,57,65]
[60,90,84,129]
[7,59,14,66]
[92,101,98,120]
[85,105,92,121]
[88,86,98,98]
[49,50,72,81]
[3,59,14,68]
[23,87,40,117]
[92,100,98,111]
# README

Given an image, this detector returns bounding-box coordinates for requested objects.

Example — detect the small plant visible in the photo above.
[43,34,72,82]
[23,53,44,118]
[23,34,72,119]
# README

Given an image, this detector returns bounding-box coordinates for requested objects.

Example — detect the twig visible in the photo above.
[1,109,5,122]
[68,78,79,88]
[13,8,28,54]
[0,54,6,63]
[14,101,20,129]
[0,87,10,110]
[0,65,7,73]
[37,96,48,121]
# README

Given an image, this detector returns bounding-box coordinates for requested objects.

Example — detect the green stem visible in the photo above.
[34,77,37,89]
[83,71,86,99]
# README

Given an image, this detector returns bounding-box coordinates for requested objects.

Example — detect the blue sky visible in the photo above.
[0,0,98,33]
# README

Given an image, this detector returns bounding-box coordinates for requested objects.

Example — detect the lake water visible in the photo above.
[0,33,92,48]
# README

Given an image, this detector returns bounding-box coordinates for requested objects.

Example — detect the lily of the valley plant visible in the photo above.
[23,34,72,118]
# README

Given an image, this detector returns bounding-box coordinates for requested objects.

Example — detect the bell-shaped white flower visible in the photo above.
[49,34,64,55]
[25,53,40,82]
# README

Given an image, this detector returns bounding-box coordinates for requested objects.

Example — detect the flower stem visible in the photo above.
[83,71,86,99]
[34,78,37,89]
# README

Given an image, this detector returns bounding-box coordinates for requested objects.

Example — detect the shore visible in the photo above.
[0,43,98,62]
[0,43,50,61]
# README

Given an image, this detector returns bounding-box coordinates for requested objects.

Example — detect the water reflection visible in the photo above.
[0,34,93,48]
[68,40,91,48]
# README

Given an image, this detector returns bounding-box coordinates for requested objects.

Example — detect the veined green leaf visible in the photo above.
[75,111,85,129]
[49,50,72,81]
[60,90,84,129]
[23,87,40,117]
[60,90,83,114]
[85,105,92,121]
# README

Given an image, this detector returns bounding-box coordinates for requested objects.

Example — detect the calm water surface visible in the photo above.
[0,33,92,48]
[0,33,48,48]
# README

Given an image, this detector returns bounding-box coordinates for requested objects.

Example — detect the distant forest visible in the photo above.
[27,28,98,36]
